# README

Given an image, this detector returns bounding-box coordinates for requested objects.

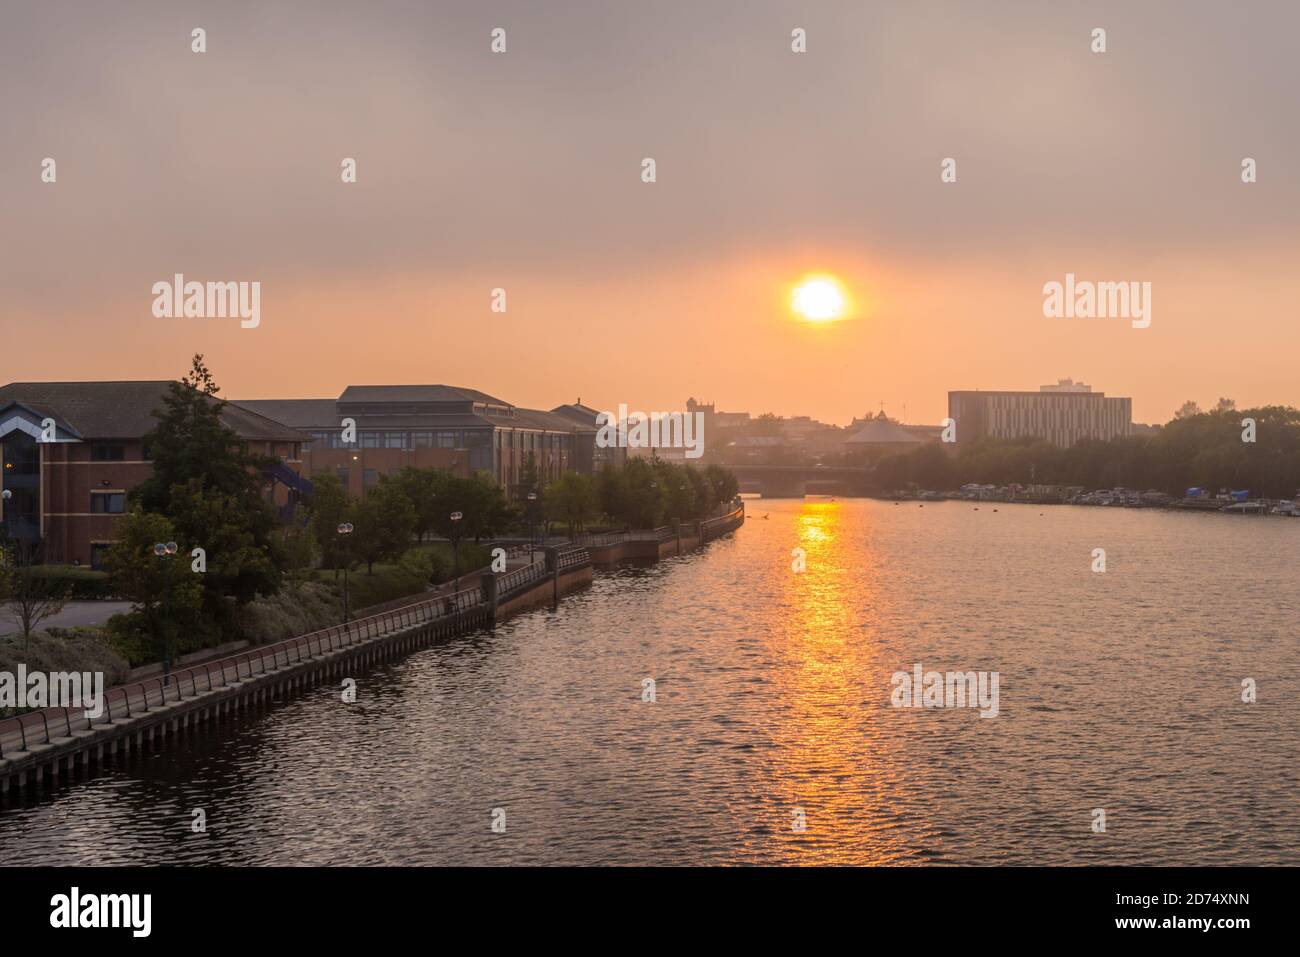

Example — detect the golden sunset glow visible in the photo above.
[791,275,848,323]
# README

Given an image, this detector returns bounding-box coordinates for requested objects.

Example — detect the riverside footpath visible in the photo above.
[0,503,744,803]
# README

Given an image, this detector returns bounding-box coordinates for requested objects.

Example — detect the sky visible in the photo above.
[2,0,1298,427]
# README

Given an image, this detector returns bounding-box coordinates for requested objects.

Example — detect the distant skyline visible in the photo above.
[3,1,1298,426]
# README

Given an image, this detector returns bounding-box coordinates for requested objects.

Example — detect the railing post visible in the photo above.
[544,546,559,603]
[481,572,498,625]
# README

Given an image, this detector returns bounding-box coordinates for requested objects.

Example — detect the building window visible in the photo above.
[412,432,434,448]
[436,431,459,448]
[90,543,113,571]
[90,443,126,461]
[385,431,405,449]
[90,492,126,513]
[336,466,350,487]
[363,469,380,487]
[360,431,381,448]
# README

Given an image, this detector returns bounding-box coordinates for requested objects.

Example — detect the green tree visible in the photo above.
[349,479,417,574]
[389,466,452,542]
[704,464,739,508]
[622,457,667,528]
[166,478,282,605]
[448,472,515,543]
[543,472,599,538]
[104,510,205,668]
[654,461,697,522]
[684,465,714,520]
[596,464,629,527]
[307,472,351,574]
[131,354,282,607]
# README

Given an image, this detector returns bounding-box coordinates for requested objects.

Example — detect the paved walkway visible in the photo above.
[0,601,133,638]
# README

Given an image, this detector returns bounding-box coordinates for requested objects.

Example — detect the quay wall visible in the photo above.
[0,506,743,801]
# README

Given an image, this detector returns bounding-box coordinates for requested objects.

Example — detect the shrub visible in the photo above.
[233,581,342,646]
[26,566,118,600]
[0,627,131,714]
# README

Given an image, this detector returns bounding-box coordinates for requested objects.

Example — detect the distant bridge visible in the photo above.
[730,464,875,498]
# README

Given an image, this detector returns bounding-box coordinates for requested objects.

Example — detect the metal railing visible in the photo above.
[555,546,591,572]
[573,531,627,549]
[496,563,544,599]
[700,504,745,540]
[0,584,485,760]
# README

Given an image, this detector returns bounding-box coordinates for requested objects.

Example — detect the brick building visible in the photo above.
[234,385,598,500]
[0,381,309,568]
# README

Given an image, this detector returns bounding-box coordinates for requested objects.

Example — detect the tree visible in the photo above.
[166,478,281,605]
[131,354,283,609]
[749,413,784,437]
[684,465,714,520]
[0,541,71,653]
[279,524,317,586]
[1174,400,1203,420]
[104,511,205,668]
[1214,397,1237,412]
[622,457,667,529]
[654,461,697,522]
[704,464,739,508]
[348,479,416,574]
[307,472,351,574]
[519,452,541,500]
[388,466,451,542]
[460,473,516,542]
[543,473,599,538]
[596,464,629,527]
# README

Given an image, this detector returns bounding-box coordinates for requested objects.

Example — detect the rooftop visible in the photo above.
[0,381,307,442]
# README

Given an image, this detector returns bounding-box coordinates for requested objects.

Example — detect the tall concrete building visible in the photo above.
[948,382,1132,448]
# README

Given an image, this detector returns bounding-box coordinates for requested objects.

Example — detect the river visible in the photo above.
[1,498,1296,865]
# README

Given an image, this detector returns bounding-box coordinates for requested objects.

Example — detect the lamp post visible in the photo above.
[450,511,463,591]
[153,540,178,681]
[526,492,538,562]
[336,522,354,623]
[1,488,11,552]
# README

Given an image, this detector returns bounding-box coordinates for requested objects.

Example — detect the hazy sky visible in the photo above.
[2,1,1297,425]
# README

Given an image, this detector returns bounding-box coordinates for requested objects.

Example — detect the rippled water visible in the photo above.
[2,499,1297,865]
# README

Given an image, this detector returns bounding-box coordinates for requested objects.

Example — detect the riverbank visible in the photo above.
[0,507,745,802]
[879,487,1300,515]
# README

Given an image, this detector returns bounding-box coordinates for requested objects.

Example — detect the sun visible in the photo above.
[791,275,848,322]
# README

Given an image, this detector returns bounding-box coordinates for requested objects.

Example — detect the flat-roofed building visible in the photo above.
[948,384,1132,448]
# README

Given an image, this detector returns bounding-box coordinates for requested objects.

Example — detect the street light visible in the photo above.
[526,492,538,562]
[1,489,11,548]
[336,522,354,623]
[449,511,463,591]
[154,541,178,682]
